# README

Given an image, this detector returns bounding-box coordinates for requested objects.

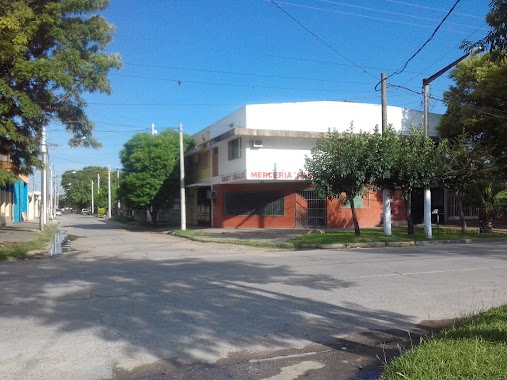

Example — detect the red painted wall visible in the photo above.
[327,190,406,228]
[213,182,308,228]
[213,184,406,229]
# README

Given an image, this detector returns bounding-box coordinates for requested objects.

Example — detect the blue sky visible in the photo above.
[42,0,490,189]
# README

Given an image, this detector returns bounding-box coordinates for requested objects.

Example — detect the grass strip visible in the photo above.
[289,227,504,247]
[381,304,507,379]
[0,225,57,261]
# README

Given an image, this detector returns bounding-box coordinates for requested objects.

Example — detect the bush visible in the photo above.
[97,207,106,216]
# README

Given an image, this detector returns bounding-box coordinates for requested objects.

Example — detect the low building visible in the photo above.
[1,155,29,225]
[184,101,446,229]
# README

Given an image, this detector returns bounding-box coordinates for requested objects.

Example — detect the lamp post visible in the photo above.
[422,47,483,238]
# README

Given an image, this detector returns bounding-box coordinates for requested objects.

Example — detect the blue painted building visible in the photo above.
[0,177,28,224]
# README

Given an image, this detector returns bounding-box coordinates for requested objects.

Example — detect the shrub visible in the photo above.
[97,207,106,216]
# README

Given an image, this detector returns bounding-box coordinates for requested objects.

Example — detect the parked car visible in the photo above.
[55,209,63,216]
[81,208,91,215]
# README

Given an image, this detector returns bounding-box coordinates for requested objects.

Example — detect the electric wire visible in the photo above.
[427,95,507,120]
[269,0,378,80]
[376,0,462,90]
[384,0,484,20]
[123,62,372,85]
[315,0,483,30]
[280,0,481,33]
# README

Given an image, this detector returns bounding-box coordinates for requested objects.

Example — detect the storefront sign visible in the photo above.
[250,171,305,180]
[221,171,246,183]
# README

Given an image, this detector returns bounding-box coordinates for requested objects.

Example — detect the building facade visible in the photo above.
[1,155,29,225]
[185,101,444,229]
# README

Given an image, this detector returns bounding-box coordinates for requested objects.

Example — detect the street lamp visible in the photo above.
[422,46,483,238]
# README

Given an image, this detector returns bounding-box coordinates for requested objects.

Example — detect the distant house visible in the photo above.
[1,155,29,225]
[184,101,455,229]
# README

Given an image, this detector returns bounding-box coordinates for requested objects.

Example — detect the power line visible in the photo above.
[110,73,377,93]
[288,0,484,33]
[375,0,462,90]
[112,34,450,77]
[124,62,372,85]
[384,0,484,20]
[397,24,485,87]
[429,95,507,119]
[269,0,378,80]
[390,0,462,77]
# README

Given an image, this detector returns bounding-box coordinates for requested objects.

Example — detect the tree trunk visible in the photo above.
[478,207,492,233]
[349,197,361,237]
[456,192,467,234]
[149,208,159,226]
[404,193,414,235]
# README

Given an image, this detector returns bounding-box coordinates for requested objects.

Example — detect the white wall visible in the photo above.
[193,107,247,143]
[212,137,247,184]
[192,101,442,185]
[244,101,440,136]
[246,137,312,180]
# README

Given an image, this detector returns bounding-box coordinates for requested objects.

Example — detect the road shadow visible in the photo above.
[0,254,422,378]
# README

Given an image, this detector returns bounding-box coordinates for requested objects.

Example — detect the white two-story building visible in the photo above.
[185,101,445,229]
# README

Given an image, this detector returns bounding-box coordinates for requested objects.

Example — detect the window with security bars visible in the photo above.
[225,192,284,216]
[344,193,369,208]
[228,138,241,160]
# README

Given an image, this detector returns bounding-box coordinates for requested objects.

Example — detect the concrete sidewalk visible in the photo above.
[0,221,53,243]
[178,227,312,244]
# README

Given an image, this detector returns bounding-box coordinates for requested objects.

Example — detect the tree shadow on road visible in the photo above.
[0,253,425,378]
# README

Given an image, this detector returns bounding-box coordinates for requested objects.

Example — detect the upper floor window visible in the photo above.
[228,138,241,160]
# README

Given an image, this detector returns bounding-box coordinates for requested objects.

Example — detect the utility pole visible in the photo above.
[179,122,186,230]
[381,72,387,134]
[117,170,121,214]
[91,180,94,214]
[107,165,111,218]
[54,175,58,213]
[97,173,100,194]
[381,72,392,236]
[422,47,482,238]
[151,122,157,135]
[49,165,54,220]
[40,125,47,229]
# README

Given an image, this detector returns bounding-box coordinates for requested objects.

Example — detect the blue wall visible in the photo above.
[13,180,28,222]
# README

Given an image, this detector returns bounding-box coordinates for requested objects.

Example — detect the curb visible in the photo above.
[169,232,507,251]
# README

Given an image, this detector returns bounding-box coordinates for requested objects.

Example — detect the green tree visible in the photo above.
[304,127,374,237]
[372,128,447,235]
[61,166,109,211]
[468,181,507,232]
[118,130,193,225]
[441,134,492,234]
[438,54,507,172]
[0,0,121,185]
[463,0,507,61]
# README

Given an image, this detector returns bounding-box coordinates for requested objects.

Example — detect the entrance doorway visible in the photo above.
[295,190,326,228]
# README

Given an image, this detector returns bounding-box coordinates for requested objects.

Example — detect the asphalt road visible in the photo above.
[1,214,507,379]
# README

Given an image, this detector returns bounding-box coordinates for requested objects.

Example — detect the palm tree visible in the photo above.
[468,182,507,232]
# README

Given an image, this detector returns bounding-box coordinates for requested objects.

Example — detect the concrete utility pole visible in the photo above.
[422,47,483,239]
[49,165,54,220]
[97,173,100,194]
[179,122,186,230]
[151,123,157,135]
[54,175,58,213]
[40,125,47,229]
[381,72,392,236]
[91,180,94,214]
[107,166,111,218]
[117,170,121,214]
